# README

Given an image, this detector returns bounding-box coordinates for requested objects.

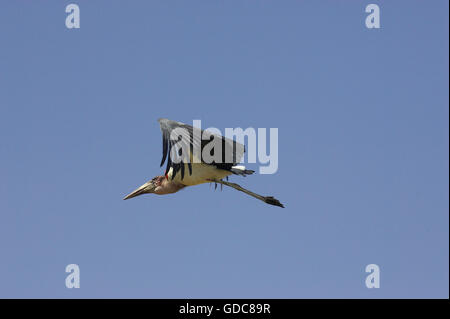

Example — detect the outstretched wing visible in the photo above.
[158,118,245,180]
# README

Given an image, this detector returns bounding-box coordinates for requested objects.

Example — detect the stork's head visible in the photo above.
[123,176,165,200]
[123,175,185,199]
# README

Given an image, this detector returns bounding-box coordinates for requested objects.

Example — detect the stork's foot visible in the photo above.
[208,178,285,208]
[263,196,285,208]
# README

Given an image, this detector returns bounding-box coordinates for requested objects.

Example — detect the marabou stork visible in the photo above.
[123,118,284,207]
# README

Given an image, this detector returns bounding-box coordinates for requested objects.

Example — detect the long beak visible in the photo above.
[123,181,156,200]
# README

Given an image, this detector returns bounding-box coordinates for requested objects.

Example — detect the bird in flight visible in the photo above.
[123,118,284,207]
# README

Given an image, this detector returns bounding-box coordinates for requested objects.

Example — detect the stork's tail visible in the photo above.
[230,165,254,176]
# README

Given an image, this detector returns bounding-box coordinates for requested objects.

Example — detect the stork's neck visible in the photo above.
[155,177,185,195]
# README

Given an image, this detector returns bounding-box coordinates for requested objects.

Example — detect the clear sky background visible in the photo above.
[0,1,448,298]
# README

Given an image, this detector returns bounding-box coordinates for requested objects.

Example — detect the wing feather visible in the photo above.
[158,118,245,181]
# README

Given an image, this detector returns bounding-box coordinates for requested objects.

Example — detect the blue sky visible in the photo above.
[0,1,448,298]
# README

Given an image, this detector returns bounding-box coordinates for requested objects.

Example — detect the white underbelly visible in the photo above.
[167,164,232,186]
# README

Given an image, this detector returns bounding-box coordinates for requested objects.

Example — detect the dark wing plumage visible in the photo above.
[158,118,245,180]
